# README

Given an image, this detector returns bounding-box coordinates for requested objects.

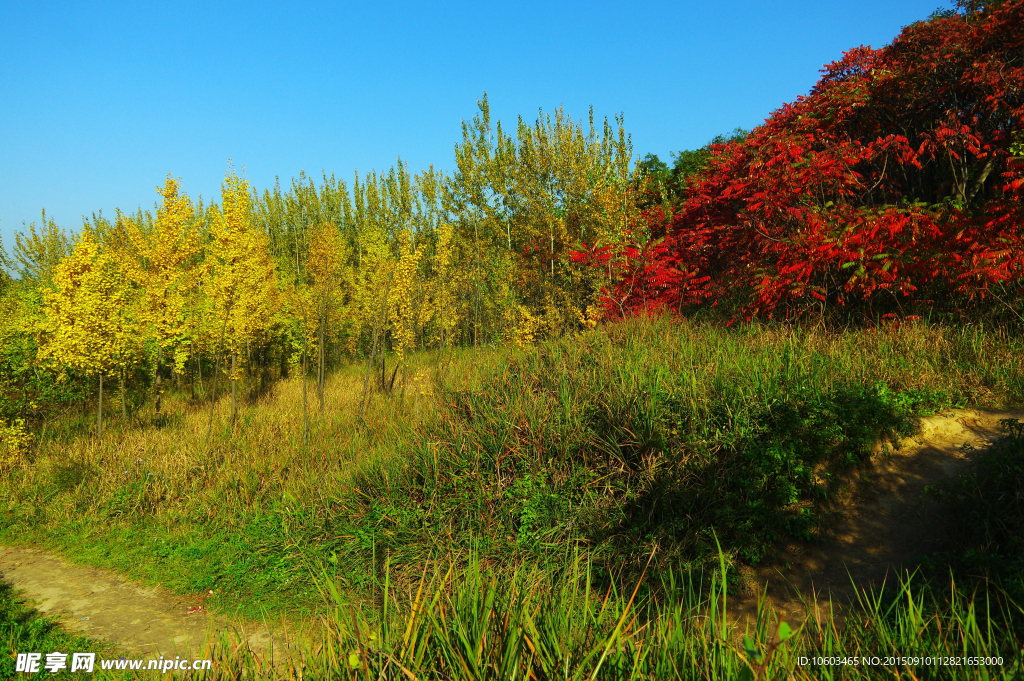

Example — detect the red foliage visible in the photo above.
[585,2,1024,320]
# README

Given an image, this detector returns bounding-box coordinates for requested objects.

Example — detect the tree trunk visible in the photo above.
[301,340,309,448]
[550,227,555,277]
[966,156,996,205]
[399,361,408,402]
[205,297,233,450]
[317,313,325,412]
[205,349,222,448]
[230,352,237,425]
[246,339,252,400]
[358,270,395,425]
[260,342,268,394]
[121,366,128,422]
[155,344,163,423]
[475,220,480,349]
[280,338,290,379]
[97,373,103,440]
[360,323,383,425]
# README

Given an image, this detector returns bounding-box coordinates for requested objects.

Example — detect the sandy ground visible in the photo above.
[733,407,1024,626]
[2,408,1022,656]
[0,545,301,664]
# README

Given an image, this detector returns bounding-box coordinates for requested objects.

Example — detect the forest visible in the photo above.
[0,101,637,441]
[1,1,1023,678]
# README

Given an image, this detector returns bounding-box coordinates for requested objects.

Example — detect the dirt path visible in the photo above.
[734,407,1024,625]
[2,408,1021,655]
[0,546,301,663]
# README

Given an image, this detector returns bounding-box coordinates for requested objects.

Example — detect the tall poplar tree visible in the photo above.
[41,229,135,438]
[306,222,350,410]
[116,176,201,421]
[205,171,277,425]
[11,211,75,284]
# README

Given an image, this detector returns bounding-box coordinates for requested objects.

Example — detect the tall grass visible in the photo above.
[4,547,1020,679]
[1,317,1023,677]
[0,347,490,614]
[185,549,1021,680]
[334,318,1024,587]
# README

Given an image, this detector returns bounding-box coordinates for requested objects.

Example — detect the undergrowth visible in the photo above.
[331,318,1022,591]
[0,317,1021,627]
[926,416,1024,606]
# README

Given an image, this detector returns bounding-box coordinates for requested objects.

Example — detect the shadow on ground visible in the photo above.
[731,408,1024,626]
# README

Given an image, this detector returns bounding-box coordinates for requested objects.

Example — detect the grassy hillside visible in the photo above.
[3,317,1022,595]
[3,316,1023,677]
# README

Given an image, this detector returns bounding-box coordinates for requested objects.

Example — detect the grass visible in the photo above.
[232,550,1022,680]
[0,346,471,616]
[1,316,1024,677]
[2,548,1021,679]
[330,317,1024,588]
[925,415,1024,606]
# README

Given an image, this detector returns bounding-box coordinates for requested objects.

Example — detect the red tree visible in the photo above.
[583,2,1024,321]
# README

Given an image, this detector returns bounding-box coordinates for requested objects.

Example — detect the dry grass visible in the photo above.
[1,318,1022,612]
[14,345,505,530]
[2,318,1023,677]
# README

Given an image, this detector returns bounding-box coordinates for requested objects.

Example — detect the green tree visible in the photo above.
[11,211,75,284]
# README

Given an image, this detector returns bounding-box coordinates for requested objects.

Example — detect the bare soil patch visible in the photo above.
[0,545,301,663]
[733,407,1024,625]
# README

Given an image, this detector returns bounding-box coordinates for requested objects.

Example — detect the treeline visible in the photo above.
[0,98,650,432]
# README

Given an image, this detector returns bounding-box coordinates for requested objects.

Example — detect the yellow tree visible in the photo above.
[284,278,314,445]
[349,205,395,351]
[41,229,135,438]
[352,215,397,421]
[426,224,466,361]
[204,171,276,426]
[306,222,351,411]
[387,228,424,391]
[115,176,201,420]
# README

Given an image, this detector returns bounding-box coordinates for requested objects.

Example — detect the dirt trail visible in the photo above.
[733,407,1024,625]
[0,546,302,663]
[2,408,1022,655]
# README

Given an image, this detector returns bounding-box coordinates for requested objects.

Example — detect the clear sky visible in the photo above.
[1,0,947,247]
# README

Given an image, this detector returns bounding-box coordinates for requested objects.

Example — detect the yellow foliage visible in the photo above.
[347,219,395,356]
[306,222,352,355]
[576,303,602,330]
[502,303,540,350]
[41,229,136,377]
[428,224,465,349]
[307,223,349,294]
[0,418,32,471]
[114,176,202,372]
[205,171,277,367]
[388,229,424,362]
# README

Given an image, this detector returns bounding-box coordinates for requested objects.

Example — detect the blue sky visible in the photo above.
[1,0,946,247]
